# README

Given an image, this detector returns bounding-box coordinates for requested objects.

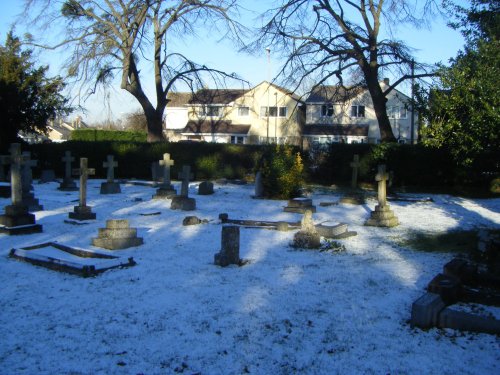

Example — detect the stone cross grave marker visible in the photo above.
[178,165,194,197]
[375,164,389,207]
[100,155,121,194]
[69,158,96,220]
[0,143,43,234]
[73,158,95,207]
[103,155,118,182]
[59,151,78,191]
[159,153,175,187]
[21,151,37,192]
[62,151,75,179]
[350,154,360,189]
[8,144,25,206]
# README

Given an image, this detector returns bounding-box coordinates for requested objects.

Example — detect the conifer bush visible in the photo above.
[261,145,304,199]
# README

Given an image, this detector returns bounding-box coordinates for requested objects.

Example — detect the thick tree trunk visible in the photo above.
[144,108,165,142]
[364,72,397,143]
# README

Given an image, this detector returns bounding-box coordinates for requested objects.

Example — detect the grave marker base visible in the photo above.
[69,205,96,221]
[100,181,121,194]
[171,196,196,211]
[365,204,399,227]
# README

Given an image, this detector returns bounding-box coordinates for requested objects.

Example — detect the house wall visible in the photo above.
[185,82,303,145]
[305,83,417,143]
[165,107,189,130]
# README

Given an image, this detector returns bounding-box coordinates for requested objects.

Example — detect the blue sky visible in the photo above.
[0,1,466,124]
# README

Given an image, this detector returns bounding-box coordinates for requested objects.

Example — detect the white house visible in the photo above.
[304,80,417,146]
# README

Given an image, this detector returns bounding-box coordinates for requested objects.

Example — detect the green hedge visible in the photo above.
[25,140,498,194]
[71,129,147,142]
[28,141,265,180]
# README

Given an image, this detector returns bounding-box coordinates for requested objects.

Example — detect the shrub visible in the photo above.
[261,145,304,199]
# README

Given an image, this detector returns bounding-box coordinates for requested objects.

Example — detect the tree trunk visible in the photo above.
[365,73,397,143]
[144,108,165,142]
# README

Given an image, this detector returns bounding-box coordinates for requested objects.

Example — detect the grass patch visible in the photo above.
[392,230,478,253]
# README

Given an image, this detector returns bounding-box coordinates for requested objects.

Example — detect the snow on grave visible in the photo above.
[9,242,136,277]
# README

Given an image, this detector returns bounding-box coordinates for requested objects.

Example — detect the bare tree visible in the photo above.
[256,0,438,142]
[22,0,245,142]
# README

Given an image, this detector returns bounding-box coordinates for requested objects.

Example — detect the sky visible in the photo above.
[0,1,466,124]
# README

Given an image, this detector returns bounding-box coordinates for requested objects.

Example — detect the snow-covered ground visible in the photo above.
[1,180,499,374]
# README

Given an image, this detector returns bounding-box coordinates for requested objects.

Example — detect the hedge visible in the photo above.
[24,139,499,194]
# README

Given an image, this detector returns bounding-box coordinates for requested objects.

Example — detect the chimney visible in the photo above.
[383,78,390,85]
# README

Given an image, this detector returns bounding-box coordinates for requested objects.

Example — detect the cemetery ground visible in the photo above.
[0,179,499,374]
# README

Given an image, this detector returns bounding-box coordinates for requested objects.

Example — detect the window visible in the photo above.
[260,106,287,118]
[199,106,221,117]
[231,136,244,144]
[351,105,365,118]
[238,106,249,117]
[388,106,408,119]
[321,104,334,117]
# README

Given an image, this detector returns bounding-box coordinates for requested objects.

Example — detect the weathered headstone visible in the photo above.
[20,151,43,211]
[411,293,446,329]
[0,155,8,182]
[92,219,143,250]
[292,210,321,249]
[58,151,78,191]
[39,169,56,183]
[0,156,10,197]
[284,198,316,213]
[364,165,399,227]
[198,181,214,195]
[350,154,360,189]
[171,165,196,210]
[214,226,241,267]
[69,158,96,220]
[152,153,176,199]
[0,144,43,234]
[100,155,121,194]
[254,171,264,198]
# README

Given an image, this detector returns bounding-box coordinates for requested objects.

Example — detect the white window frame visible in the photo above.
[199,105,222,117]
[237,106,250,117]
[260,106,288,118]
[388,106,408,119]
[321,103,334,117]
[351,105,365,118]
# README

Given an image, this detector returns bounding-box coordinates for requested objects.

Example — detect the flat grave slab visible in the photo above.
[9,242,135,277]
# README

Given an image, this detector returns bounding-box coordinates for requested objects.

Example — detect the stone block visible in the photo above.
[411,293,446,329]
[69,205,96,221]
[58,178,78,191]
[439,307,500,335]
[214,226,240,267]
[198,181,214,195]
[152,187,177,199]
[315,222,348,238]
[91,237,143,250]
[100,181,121,194]
[427,273,462,305]
[171,196,196,211]
[292,230,322,249]
[91,219,143,250]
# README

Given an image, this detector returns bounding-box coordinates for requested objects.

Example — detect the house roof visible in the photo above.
[305,85,364,103]
[189,89,249,105]
[182,121,251,135]
[167,92,193,107]
[303,124,369,137]
[254,81,303,103]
